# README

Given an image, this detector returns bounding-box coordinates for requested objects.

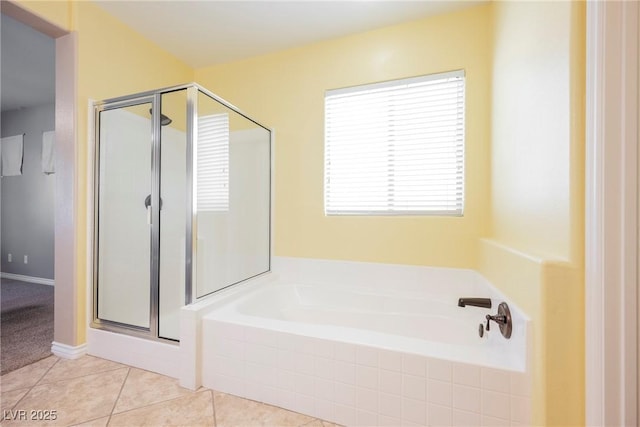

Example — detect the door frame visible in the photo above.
[91,96,162,339]
[585,1,639,425]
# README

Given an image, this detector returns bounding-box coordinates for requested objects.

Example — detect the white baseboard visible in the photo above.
[1,272,54,286]
[87,328,181,379]
[51,341,87,359]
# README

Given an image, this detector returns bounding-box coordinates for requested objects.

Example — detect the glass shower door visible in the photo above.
[93,83,272,341]
[96,100,154,329]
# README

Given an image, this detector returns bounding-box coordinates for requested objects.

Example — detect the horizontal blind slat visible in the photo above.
[325,71,465,215]
[197,113,229,212]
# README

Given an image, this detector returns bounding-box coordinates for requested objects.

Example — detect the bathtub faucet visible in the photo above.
[484,302,513,339]
[457,297,492,309]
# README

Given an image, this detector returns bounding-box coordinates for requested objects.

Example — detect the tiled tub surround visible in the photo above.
[200,258,532,426]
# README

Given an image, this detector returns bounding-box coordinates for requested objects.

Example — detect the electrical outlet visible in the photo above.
[8,253,12,262]
[24,255,28,264]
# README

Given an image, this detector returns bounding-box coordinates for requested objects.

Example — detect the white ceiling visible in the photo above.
[1,1,484,113]
[93,0,486,68]
[1,14,55,113]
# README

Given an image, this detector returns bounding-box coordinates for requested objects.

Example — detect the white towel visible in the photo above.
[1,134,24,176]
[42,130,55,174]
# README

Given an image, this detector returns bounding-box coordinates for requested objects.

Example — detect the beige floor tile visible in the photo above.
[214,392,315,427]
[108,390,214,426]
[0,356,58,392]
[1,388,29,412]
[113,368,197,414]
[71,416,110,427]
[302,420,342,427]
[213,391,262,427]
[39,355,125,384]
[3,367,128,426]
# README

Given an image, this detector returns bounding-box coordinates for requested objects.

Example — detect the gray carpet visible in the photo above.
[1,278,54,375]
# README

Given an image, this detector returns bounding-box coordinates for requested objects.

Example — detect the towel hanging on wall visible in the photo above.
[1,134,24,177]
[42,130,55,174]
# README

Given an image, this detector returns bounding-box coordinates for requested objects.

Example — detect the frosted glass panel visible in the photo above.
[196,91,270,298]
[159,90,187,340]
[97,103,152,328]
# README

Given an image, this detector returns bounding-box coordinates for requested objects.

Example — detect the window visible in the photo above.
[197,113,229,211]
[324,70,465,215]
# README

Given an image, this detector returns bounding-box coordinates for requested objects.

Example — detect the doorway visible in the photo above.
[0,12,56,374]
[0,0,80,362]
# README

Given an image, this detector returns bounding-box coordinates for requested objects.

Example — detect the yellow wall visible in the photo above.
[481,1,585,425]
[490,1,584,263]
[196,4,493,269]
[11,0,72,32]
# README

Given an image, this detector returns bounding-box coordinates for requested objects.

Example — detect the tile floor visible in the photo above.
[0,355,341,427]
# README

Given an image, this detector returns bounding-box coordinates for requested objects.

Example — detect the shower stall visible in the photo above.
[92,84,271,342]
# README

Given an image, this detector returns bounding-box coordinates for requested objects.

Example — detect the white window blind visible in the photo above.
[324,70,465,215]
[197,113,229,211]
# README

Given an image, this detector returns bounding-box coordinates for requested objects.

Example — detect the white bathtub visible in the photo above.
[199,257,532,426]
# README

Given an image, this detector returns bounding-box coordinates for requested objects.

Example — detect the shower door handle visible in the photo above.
[144,195,162,225]
[145,195,152,225]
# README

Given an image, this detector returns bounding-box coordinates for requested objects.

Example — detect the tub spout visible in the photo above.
[457,298,492,309]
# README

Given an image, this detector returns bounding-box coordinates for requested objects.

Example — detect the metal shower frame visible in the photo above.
[91,83,272,342]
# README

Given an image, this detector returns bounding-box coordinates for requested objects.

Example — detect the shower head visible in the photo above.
[148,109,172,126]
